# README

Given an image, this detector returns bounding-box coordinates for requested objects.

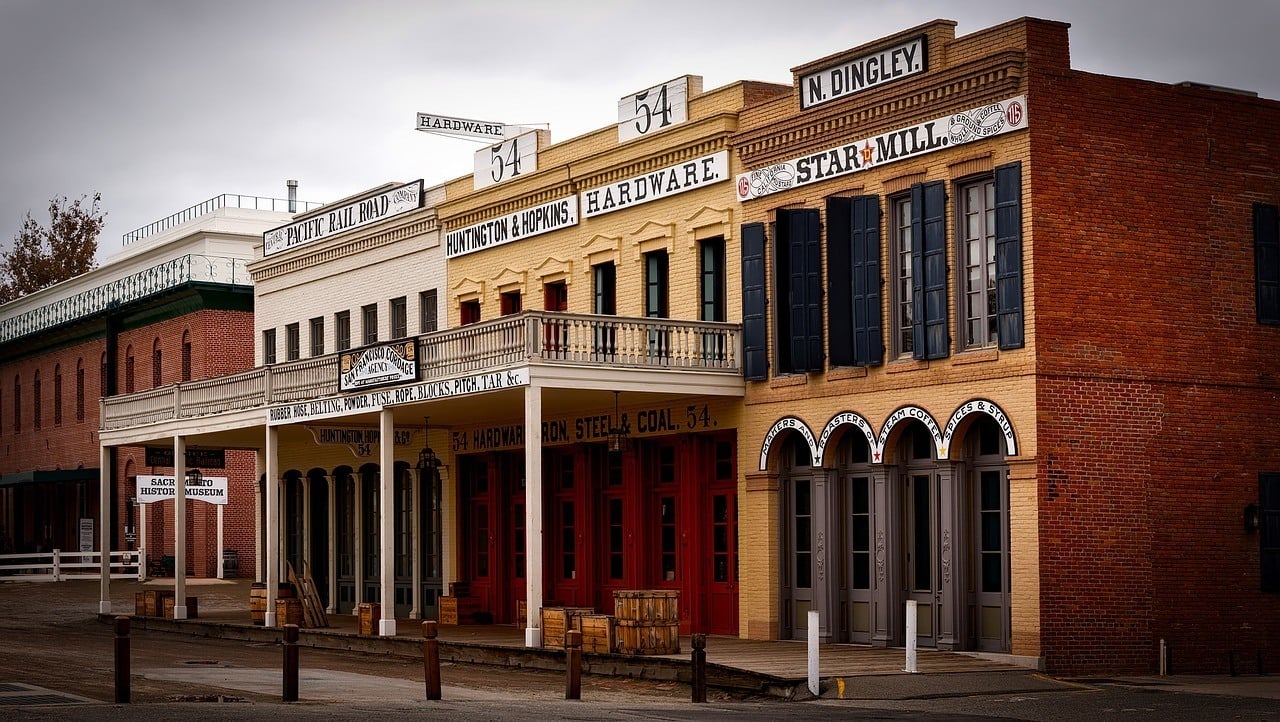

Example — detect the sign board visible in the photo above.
[308,425,417,458]
[445,196,578,258]
[79,518,94,553]
[136,475,230,506]
[339,340,418,392]
[474,131,539,190]
[145,447,225,469]
[618,76,696,142]
[263,180,423,257]
[415,112,508,142]
[736,96,1028,201]
[581,151,728,217]
[269,368,529,425]
[800,36,927,109]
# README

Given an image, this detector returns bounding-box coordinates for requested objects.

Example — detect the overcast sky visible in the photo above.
[1,0,1276,262]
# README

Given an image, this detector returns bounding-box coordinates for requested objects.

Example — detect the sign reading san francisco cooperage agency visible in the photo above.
[800,36,926,109]
[339,341,417,392]
[263,180,423,257]
[736,96,1028,201]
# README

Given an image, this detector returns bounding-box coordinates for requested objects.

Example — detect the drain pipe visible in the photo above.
[1159,638,1167,676]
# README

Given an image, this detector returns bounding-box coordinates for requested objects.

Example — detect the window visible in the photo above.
[76,359,85,422]
[124,346,135,393]
[11,376,18,433]
[285,323,300,361]
[1254,204,1279,324]
[499,291,521,316]
[700,239,725,322]
[99,353,107,398]
[460,299,481,325]
[893,183,949,360]
[263,329,277,365]
[181,331,191,381]
[309,317,324,357]
[593,262,616,315]
[362,304,378,345]
[959,179,998,349]
[152,338,162,387]
[645,250,669,356]
[419,290,438,333]
[1262,473,1280,592]
[826,195,884,367]
[892,195,915,357]
[335,311,351,351]
[390,296,407,339]
[774,208,824,373]
[53,365,62,426]
[33,371,41,429]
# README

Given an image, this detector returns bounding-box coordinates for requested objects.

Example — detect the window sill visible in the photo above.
[885,359,929,374]
[953,348,999,365]
[827,366,869,381]
[768,374,809,389]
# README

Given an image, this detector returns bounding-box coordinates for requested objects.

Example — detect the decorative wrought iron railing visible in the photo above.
[0,254,251,344]
[121,193,322,245]
[101,311,741,431]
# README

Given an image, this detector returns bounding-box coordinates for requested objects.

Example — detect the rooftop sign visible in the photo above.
[800,36,927,109]
[263,180,423,257]
[416,112,509,142]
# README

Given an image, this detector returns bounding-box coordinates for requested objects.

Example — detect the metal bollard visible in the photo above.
[690,633,707,703]
[114,616,131,704]
[423,621,441,700]
[565,629,582,700]
[282,624,299,702]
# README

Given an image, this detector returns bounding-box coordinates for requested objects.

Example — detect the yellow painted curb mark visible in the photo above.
[837,677,846,698]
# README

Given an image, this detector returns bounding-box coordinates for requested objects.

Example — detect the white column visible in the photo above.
[138,487,147,580]
[301,475,312,572]
[441,466,454,595]
[327,475,337,614]
[254,450,265,584]
[354,473,364,605]
[277,477,287,581]
[524,383,543,648]
[264,426,280,627]
[173,435,188,620]
[411,467,422,620]
[98,444,111,614]
[379,408,396,636]
[216,505,225,578]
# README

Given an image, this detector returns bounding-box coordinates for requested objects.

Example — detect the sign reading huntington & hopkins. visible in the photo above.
[445,196,578,258]
[263,180,424,257]
[339,340,418,392]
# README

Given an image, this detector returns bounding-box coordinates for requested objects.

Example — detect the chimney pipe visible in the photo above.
[287,180,298,213]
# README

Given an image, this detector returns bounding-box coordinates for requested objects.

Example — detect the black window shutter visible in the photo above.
[826,197,853,367]
[909,184,926,360]
[801,209,825,372]
[785,210,809,371]
[851,195,884,366]
[741,222,768,380]
[911,182,948,360]
[995,162,1025,349]
[1255,204,1280,324]
[1261,472,1280,593]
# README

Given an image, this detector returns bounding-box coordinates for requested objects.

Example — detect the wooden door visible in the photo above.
[706,488,738,634]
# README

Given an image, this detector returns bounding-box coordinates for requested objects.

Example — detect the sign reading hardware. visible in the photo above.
[263,180,423,257]
[800,36,926,109]
[415,112,508,142]
[445,196,578,258]
[581,151,728,217]
[339,341,418,392]
[135,475,229,505]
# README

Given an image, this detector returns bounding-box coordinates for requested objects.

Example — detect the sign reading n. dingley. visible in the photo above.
[800,36,926,109]
[263,180,423,257]
[136,475,229,505]
[339,340,417,392]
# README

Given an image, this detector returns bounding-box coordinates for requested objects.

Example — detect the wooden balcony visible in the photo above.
[100,311,741,431]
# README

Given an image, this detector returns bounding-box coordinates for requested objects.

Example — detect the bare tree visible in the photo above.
[0,193,105,303]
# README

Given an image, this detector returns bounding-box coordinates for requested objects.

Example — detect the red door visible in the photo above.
[706,438,738,635]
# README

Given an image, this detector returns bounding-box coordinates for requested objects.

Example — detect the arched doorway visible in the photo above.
[779,433,820,640]
[962,415,1010,652]
[894,422,942,648]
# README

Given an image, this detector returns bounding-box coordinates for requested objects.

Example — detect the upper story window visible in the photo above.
[390,297,408,339]
[12,375,19,433]
[891,195,915,358]
[76,358,85,422]
[419,290,438,333]
[152,338,162,387]
[263,329,277,365]
[309,317,325,357]
[124,346,135,393]
[335,311,351,351]
[700,239,725,322]
[362,304,378,345]
[53,364,62,426]
[544,281,567,312]
[644,250,669,319]
[285,323,300,361]
[32,371,41,429]
[181,330,192,381]
[892,182,949,360]
[1255,204,1280,324]
[460,299,481,325]
[959,178,998,349]
[593,262,616,315]
[99,353,107,398]
[500,291,522,316]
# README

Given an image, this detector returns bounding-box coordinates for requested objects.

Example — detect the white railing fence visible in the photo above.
[0,550,144,582]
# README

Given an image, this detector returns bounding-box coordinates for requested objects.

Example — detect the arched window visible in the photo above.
[53,364,62,426]
[125,345,135,394]
[99,352,107,398]
[32,371,41,429]
[152,338,162,388]
[181,330,192,381]
[11,376,18,433]
[76,358,85,422]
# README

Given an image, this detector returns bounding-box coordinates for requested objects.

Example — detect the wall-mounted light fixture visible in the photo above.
[416,416,440,476]
[1244,502,1261,533]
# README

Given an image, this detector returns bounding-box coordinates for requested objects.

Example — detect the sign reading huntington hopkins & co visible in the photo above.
[736,96,1027,201]
[136,475,229,505]
[339,340,417,392]
[800,36,927,109]
[263,179,423,257]
[445,196,578,258]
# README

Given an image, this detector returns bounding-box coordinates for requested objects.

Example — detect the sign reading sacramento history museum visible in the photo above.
[263,180,423,257]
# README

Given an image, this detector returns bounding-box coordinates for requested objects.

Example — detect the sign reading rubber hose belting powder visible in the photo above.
[735,96,1027,201]
[136,475,229,505]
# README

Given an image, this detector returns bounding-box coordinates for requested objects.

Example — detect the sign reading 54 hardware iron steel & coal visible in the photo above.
[339,340,417,392]
[263,180,423,257]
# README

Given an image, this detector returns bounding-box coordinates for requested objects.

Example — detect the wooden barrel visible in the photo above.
[249,583,267,625]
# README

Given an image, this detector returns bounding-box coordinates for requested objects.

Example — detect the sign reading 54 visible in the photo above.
[474,131,539,190]
[618,76,698,143]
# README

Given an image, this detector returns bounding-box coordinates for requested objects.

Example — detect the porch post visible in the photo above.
[173,435,188,619]
[440,466,454,595]
[138,484,147,577]
[379,408,396,636]
[524,382,544,648]
[301,474,312,572]
[354,472,364,605]
[216,505,224,578]
[98,444,111,614]
[264,425,280,627]
[327,475,337,614]
[411,467,422,619]
[254,449,265,584]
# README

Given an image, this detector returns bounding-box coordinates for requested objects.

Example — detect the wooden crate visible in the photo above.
[143,590,173,617]
[134,592,146,617]
[614,618,680,655]
[275,598,303,627]
[613,590,679,623]
[163,595,198,620]
[357,602,380,636]
[540,606,595,649]
[438,596,482,625]
[577,614,615,654]
[515,599,527,629]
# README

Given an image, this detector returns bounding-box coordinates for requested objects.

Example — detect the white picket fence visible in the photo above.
[0,550,144,581]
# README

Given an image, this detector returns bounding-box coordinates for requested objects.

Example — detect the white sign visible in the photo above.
[79,518,94,554]
[416,112,508,142]
[758,416,818,471]
[309,426,417,458]
[618,76,694,142]
[474,131,538,190]
[581,151,728,218]
[269,368,530,425]
[136,475,230,506]
[800,36,926,109]
[263,180,423,256]
[736,96,1028,201]
[339,341,417,392]
[445,196,578,258]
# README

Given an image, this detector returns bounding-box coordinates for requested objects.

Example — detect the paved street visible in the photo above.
[0,579,1276,720]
